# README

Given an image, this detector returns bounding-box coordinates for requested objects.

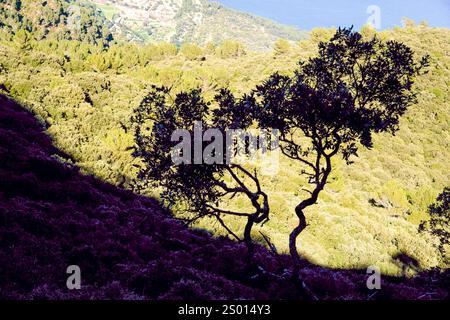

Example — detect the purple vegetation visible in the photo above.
[0,95,448,300]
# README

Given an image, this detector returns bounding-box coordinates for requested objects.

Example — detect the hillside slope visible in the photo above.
[0,24,448,274]
[88,0,305,50]
[0,94,287,299]
[0,95,448,300]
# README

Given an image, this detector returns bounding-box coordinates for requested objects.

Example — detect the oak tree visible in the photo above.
[254,28,429,263]
[132,86,270,255]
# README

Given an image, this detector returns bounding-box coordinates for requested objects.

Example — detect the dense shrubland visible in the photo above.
[0,14,449,274]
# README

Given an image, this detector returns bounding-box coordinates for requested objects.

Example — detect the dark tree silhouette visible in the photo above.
[420,187,449,261]
[132,86,270,255]
[392,252,421,276]
[254,28,429,264]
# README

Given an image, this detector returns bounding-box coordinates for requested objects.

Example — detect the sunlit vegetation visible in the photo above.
[0,4,449,276]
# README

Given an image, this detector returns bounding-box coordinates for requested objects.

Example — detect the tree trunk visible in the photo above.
[289,205,307,264]
[289,205,320,300]
[244,215,256,258]
[289,153,333,263]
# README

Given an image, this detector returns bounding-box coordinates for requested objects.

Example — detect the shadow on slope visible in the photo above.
[0,95,448,300]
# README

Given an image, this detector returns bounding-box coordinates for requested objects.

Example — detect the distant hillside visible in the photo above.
[0,0,306,50]
[0,94,448,300]
[0,0,113,46]
[87,0,306,50]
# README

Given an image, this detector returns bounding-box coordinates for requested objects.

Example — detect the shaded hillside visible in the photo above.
[0,95,449,300]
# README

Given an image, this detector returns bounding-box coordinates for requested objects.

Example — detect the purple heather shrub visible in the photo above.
[0,95,448,300]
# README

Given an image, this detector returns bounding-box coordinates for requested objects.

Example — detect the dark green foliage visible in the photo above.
[0,0,113,46]
[70,2,113,47]
[420,188,450,259]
